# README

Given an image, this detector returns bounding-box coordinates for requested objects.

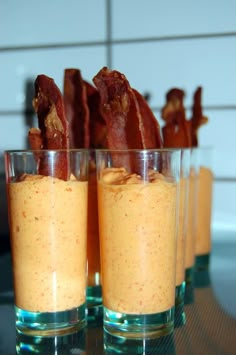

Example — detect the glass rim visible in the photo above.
[4,148,184,154]
[95,148,181,153]
[4,148,89,154]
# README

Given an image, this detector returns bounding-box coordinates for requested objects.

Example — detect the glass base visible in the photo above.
[16,328,86,354]
[194,254,211,288]
[86,285,103,324]
[184,267,195,305]
[194,269,211,288]
[174,282,186,328]
[104,330,175,354]
[103,306,174,339]
[195,253,210,272]
[86,285,102,306]
[15,304,86,336]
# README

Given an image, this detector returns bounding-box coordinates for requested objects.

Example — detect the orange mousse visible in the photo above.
[185,169,198,270]
[195,166,213,256]
[98,167,177,315]
[176,177,188,286]
[7,174,88,313]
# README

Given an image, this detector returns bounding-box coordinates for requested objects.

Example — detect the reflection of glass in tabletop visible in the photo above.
[16,329,86,354]
[104,331,176,354]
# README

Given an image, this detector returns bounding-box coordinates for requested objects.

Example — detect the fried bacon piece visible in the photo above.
[190,87,208,147]
[93,67,163,150]
[93,67,163,173]
[28,127,42,150]
[161,88,191,148]
[84,80,107,148]
[30,74,70,180]
[93,67,143,149]
[63,68,90,148]
[133,89,163,148]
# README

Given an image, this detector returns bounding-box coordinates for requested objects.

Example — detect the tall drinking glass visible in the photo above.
[184,148,198,304]
[175,148,190,326]
[5,149,89,336]
[96,149,180,339]
[86,150,102,321]
[194,146,214,281]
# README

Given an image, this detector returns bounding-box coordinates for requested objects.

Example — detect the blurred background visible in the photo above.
[0,0,235,246]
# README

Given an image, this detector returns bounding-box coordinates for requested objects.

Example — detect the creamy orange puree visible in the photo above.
[87,171,101,286]
[195,166,213,255]
[98,168,177,315]
[176,177,188,286]
[185,169,197,269]
[7,174,88,313]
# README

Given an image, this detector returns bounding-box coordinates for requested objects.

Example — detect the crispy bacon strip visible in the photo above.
[63,69,90,148]
[84,80,107,148]
[28,127,42,150]
[93,67,164,173]
[93,67,145,150]
[30,74,70,180]
[161,88,191,148]
[133,89,163,148]
[190,87,208,147]
[93,67,144,171]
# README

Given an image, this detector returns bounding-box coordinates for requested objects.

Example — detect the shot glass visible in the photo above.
[174,148,190,326]
[194,146,214,276]
[86,150,103,321]
[5,149,89,336]
[96,149,180,339]
[184,148,198,304]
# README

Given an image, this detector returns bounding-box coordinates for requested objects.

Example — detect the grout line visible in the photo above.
[214,177,236,183]
[1,105,236,117]
[0,41,106,52]
[106,0,112,68]
[111,31,236,44]
[152,105,236,112]
[0,31,236,53]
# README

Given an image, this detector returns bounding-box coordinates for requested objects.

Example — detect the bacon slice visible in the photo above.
[190,87,208,147]
[31,74,70,180]
[63,68,90,148]
[93,67,145,149]
[133,89,163,148]
[93,67,164,173]
[161,88,191,148]
[28,127,42,150]
[84,80,107,148]
[93,67,143,171]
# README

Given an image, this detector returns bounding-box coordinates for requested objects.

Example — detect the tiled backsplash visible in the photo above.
[0,0,235,234]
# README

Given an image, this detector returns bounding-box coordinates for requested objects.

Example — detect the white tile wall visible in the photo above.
[0,0,235,233]
[213,181,236,232]
[0,0,106,46]
[0,47,107,112]
[198,111,236,178]
[112,38,236,108]
[112,0,236,39]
